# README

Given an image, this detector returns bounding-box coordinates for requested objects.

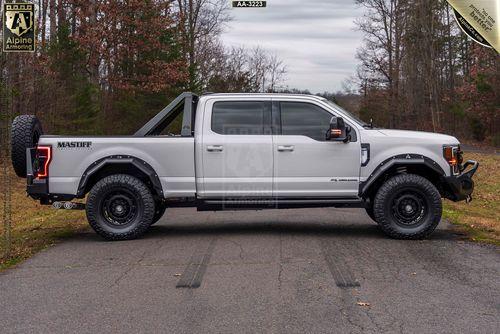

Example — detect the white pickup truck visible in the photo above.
[11,92,478,240]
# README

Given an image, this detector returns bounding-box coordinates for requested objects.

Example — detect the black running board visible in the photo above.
[196,198,365,211]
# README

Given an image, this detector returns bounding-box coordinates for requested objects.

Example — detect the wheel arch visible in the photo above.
[360,154,445,200]
[76,155,163,199]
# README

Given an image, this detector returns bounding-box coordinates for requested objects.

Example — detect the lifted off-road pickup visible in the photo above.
[11,92,478,240]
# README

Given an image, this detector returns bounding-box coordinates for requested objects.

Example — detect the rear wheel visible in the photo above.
[86,174,155,240]
[373,174,442,239]
[11,115,43,177]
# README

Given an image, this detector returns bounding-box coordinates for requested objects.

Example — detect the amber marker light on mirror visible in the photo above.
[331,129,342,137]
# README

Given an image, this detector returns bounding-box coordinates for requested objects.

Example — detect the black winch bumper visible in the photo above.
[443,160,479,202]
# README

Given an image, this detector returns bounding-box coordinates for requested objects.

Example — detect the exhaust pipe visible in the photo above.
[52,201,85,210]
[52,201,63,209]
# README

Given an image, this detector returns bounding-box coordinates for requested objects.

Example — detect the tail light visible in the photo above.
[443,145,460,175]
[35,145,52,179]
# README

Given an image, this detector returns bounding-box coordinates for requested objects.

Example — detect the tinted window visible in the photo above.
[212,101,269,135]
[280,102,332,141]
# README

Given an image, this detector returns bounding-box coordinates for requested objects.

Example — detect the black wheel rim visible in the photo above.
[390,189,427,227]
[100,189,139,227]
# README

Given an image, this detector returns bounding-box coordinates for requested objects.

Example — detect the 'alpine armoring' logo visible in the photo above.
[2,3,35,52]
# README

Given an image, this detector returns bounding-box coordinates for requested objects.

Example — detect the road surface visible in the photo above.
[1,207,499,333]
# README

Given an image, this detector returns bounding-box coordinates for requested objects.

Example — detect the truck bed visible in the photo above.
[38,136,196,198]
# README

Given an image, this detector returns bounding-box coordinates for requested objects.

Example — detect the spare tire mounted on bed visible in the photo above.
[11,115,43,178]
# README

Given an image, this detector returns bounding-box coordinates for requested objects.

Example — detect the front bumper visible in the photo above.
[443,160,479,202]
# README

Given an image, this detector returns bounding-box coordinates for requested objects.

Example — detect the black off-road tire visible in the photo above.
[150,201,166,226]
[86,174,155,240]
[11,115,43,177]
[373,173,442,239]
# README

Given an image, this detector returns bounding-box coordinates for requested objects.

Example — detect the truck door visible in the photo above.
[200,98,273,198]
[272,100,361,198]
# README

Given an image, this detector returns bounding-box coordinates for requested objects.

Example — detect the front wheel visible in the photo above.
[373,174,442,239]
[86,174,155,240]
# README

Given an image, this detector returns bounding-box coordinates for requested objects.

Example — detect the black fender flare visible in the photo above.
[76,155,163,197]
[359,153,445,197]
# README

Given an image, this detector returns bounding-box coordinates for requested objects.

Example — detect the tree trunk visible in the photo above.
[41,0,48,46]
[49,0,56,40]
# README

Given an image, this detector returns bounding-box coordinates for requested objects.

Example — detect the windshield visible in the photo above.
[321,99,368,127]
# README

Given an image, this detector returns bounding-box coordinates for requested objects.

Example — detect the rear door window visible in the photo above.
[211,101,271,135]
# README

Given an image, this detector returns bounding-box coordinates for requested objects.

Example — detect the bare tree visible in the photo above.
[175,0,232,90]
[245,47,286,92]
[266,54,286,92]
[203,46,287,93]
[247,47,268,92]
[355,0,407,128]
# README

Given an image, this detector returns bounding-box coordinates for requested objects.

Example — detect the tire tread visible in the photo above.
[373,173,442,239]
[11,115,43,177]
[86,174,154,240]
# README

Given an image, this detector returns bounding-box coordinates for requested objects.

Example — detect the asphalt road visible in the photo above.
[1,207,499,333]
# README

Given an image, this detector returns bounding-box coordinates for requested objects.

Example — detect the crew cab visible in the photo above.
[11,92,478,240]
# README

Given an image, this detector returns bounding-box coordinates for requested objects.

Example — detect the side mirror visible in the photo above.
[326,116,350,142]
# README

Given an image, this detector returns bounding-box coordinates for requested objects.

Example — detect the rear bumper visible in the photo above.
[27,176,74,204]
[442,160,479,202]
[27,177,49,199]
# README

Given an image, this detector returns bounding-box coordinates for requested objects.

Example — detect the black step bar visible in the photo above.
[196,198,365,211]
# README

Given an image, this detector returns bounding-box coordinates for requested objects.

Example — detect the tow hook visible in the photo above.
[465,195,472,203]
[52,201,85,210]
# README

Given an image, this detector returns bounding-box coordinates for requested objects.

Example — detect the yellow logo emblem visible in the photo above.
[3,3,35,52]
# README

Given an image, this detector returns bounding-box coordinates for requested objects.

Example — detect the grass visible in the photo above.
[443,152,500,245]
[0,170,87,270]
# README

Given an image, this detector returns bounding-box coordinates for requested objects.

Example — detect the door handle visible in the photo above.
[278,145,294,152]
[207,145,223,152]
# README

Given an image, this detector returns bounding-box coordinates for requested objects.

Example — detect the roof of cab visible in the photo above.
[199,92,325,101]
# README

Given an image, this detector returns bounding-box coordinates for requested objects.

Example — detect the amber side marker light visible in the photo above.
[443,145,462,175]
[36,145,52,179]
[443,146,457,165]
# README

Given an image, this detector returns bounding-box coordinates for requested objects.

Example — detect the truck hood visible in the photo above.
[377,129,459,144]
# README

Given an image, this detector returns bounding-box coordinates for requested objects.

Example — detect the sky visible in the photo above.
[221,0,366,93]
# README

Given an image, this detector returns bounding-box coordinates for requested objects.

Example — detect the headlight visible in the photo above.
[443,145,461,175]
